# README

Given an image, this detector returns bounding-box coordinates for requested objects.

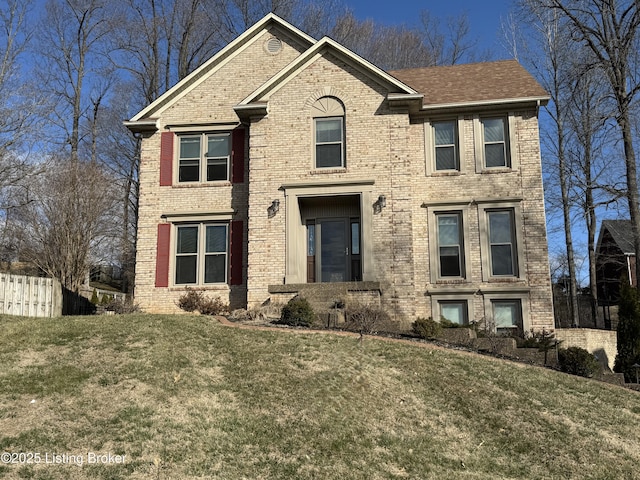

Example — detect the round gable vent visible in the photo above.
[265,37,282,54]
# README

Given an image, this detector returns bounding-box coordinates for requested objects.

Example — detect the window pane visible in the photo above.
[441,301,466,325]
[316,144,342,168]
[351,222,360,255]
[482,118,505,142]
[316,118,342,143]
[179,160,199,182]
[434,121,455,145]
[207,135,229,157]
[180,136,200,158]
[307,224,315,256]
[438,215,459,245]
[493,300,521,329]
[207,158,227,181]
[204,254,226,283]
[177,226,198,254]
[485,143,506,167]
[491,245,514,276]
[489,211,512,243]
[440,248,461,277]
[175,255,197,284]
[206,225,227,253]
[435,146,456,170]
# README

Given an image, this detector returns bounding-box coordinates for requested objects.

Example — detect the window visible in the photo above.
[427,205,471,282]
[492,299,522,334]
[488,209,517,276]
[178,133,230,182]
[175,223,228,284]
[433,121,458,170]
[481,117,508,168]
[315,117,344,168]
[439,300,468,325]
[437,213,464,277]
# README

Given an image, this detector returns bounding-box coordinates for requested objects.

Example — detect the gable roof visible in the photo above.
[236,36,418,110]
[599,220,634,255]
[389,60,549,109]
[128,13,316,123]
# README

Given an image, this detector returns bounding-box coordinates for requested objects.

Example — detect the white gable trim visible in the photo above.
[237,37,418,106]
[130,13,316,122]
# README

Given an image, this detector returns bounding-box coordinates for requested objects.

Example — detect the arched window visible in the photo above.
[311,97,345,168]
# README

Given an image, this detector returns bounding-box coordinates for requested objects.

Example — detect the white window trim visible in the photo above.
[172,221,229,286]
[427,205,472,283]
[176,132,231,184]
[473,114,518,172]
[425,116,465,175]
[477,201,525,281]
[482,292,530,334]
[313,116,345,169]
[430,293,475,325]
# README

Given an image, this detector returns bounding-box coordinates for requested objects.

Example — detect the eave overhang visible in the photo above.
[123,119,159,134]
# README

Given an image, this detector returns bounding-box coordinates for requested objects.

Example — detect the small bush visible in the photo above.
[90,289,99,305]
[278,296,315,327]
[412,317,442,340]
[177,288,228,315]
[104,298,140,314]
[344,302,391,337]
[439,317,465,329]
[558,346,602,378]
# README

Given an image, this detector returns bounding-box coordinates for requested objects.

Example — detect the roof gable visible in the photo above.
[389,60,549,109]
[236,36,418,110]
[129,14,316,122]
[598,220,635,255]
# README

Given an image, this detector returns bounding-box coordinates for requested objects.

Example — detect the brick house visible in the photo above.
[125,13,555,332]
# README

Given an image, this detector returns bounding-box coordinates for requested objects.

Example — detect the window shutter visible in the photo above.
[231,127,245,183]
[155,223,171,287]
[160,132,174,186]
[230,220,243,285]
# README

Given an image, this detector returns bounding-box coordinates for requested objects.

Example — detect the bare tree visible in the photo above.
[37,0,114,161]
[537,0,640,292]
[10,158,118,292]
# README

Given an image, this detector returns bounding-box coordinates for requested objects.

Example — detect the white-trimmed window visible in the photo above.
[315,117,344,168]
[427,206,471,282]
[481,117,508,168]
[433,120,458,171]
[437,213,464,277]
[487,209,517,277]
[478,202,523,281]
[175,223,228,284]
[439,300,468,325]
[492,299,522,334]
[178,133,230,182]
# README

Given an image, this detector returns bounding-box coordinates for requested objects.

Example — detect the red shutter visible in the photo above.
[160,132,174,186]
[155,223,171,287]
[229,220,244,285]
[231,127,245,184]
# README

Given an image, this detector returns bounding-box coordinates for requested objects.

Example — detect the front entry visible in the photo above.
[307,217,361,283]
[301,195,361,284]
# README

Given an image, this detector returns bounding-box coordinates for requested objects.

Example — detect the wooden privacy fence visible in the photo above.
[0,273,62,318]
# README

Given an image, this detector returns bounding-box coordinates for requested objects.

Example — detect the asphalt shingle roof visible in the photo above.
[389,59,549,107]
[601,219,634,254]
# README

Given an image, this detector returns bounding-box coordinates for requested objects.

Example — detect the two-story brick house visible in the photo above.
[125,13,555,332]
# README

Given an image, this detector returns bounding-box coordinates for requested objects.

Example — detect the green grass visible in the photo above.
[0,314,638,479]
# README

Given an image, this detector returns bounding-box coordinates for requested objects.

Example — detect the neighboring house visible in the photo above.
[125,13,555,332]
[596,219,636,307]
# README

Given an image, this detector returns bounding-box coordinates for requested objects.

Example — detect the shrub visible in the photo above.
[439,317,464,329]
[412,317,442,340]
[344,302,391,338]
[614,280,640,382]
[278,296,314,327]
[558,346,602,378]
[104,298,140,314]
[177,288,228,315]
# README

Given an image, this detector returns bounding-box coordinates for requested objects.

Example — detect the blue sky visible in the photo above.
[345,0,514,58]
